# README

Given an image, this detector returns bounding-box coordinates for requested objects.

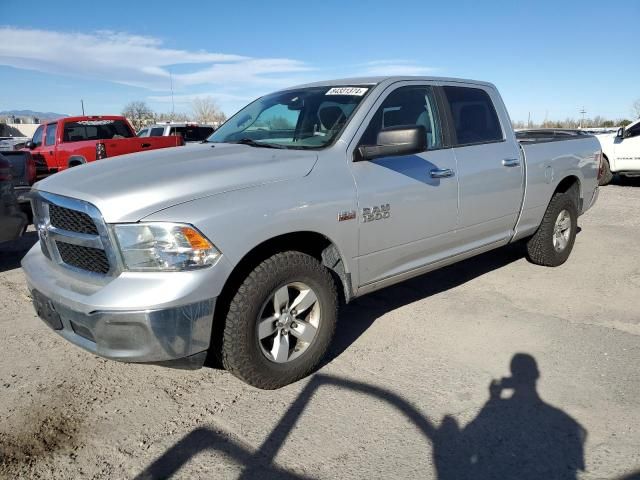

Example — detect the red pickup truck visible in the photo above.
[25,115,183,173]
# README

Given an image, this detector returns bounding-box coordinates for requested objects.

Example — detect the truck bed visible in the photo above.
[516,129,593,144]
[513,132,600,241]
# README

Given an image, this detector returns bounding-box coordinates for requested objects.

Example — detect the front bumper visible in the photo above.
[30,289,215,368]
[22,242,233,367]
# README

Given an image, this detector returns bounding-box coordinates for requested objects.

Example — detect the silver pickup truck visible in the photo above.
[22,77,601,389]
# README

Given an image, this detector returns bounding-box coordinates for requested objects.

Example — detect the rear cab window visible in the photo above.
[63,119,134,143]
[442,86,503,146]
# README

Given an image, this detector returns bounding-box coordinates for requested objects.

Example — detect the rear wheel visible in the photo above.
[526,192,578,267]
[599,156,613,186]
[221,251,338,389]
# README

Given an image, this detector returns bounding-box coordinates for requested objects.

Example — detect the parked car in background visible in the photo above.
[23,115,184,175]
[0,136,29,151]
[0,153,27,244]
[137,123,215,142]
[2,150,40,222]
[596,119,640,185]
[22,76,601,389]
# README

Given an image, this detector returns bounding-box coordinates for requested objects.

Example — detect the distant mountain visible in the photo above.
[0,110,69,120]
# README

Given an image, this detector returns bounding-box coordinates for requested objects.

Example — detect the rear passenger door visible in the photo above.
[440,84,524,250]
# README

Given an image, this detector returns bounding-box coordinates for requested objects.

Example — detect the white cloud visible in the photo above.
[0,27,312,92]
[358,60,439,76]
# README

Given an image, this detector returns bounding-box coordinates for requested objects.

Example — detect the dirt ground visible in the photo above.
[1,178,639,480]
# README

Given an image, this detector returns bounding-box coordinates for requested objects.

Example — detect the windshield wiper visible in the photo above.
[232,138,287,149]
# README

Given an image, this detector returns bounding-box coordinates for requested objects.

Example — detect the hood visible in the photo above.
[35,143,318,222]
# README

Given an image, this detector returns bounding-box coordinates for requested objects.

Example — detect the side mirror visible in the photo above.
[616,127,625,139]
[357,125,427,161]
[25,141,35,149]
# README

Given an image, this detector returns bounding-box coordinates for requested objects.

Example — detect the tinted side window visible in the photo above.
[32,125,44,147]
[45,123,57,146]
[627,123,640,138]
[150,127,165,136]
[63,120,133,142]
[360,86,442,150]
[443,86,503,146]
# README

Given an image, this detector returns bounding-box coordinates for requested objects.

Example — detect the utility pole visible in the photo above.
[579,107,586,128]
[169,70,175,117]
[81,99,85,115]
[527,112,531,128]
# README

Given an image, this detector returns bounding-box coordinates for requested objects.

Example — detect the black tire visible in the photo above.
[221,251,338,389]
[599,156,613,186]
[526,192,578,267]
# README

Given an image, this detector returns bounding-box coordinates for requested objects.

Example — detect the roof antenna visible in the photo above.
[81,99,85,115]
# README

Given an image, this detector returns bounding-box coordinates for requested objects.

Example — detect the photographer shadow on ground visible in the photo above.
[432,353,586,480]
[138,353,590,480]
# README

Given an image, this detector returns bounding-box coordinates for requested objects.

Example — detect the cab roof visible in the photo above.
[284,76,496,91]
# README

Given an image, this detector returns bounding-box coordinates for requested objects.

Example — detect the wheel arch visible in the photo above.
[68,155,87,168]
[553,175,581,211]
[207,230,352,368]
[602,152,615,172]
[226,231,352,303]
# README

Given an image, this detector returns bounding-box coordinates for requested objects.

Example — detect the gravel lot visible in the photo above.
[1,179,639,480]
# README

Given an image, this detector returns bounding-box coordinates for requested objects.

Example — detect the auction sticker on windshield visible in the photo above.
[326,87,369,96]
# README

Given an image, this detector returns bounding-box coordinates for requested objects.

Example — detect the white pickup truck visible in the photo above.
[23,76,602,389]
[596,119,640,185]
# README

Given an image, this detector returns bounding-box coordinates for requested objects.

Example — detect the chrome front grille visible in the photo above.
[49,204,99,235]
[55,241,110,274]
[31,192,118,277]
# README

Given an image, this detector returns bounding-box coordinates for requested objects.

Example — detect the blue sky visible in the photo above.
[1,0,638,122]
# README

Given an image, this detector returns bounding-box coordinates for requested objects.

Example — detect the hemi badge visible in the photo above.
[338,210,356,222]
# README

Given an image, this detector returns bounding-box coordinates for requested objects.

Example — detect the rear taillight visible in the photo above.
[596,150,604,180]
[96,142,107,160]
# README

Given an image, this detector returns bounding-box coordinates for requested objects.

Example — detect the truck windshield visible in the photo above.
[207,86,371,149]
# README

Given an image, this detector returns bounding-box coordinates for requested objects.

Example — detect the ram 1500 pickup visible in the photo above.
[596,119,640,185]
[22,77,601,389]
[24,115,184,174]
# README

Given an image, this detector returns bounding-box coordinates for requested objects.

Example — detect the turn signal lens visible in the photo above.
[181,226,211,250]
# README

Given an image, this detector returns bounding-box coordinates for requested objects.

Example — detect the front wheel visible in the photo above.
[599,156,613,186]
[526,192,578,267]
[221,251,338,389]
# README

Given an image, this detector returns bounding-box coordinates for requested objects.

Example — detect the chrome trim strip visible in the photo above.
[48,227,104,248]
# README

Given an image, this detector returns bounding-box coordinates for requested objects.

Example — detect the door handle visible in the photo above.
[430,168,454,178]
[502,158,521,167]
[141,143,151,148]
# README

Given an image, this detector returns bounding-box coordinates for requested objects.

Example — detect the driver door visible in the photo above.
[349,83,459,287]
[614,122,640,172]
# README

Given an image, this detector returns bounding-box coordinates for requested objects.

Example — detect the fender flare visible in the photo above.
[68,156,87,168]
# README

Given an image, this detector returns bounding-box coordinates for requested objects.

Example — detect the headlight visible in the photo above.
[113,223,221,271]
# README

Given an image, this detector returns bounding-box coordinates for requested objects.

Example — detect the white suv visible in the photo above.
[137,123,215,142]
